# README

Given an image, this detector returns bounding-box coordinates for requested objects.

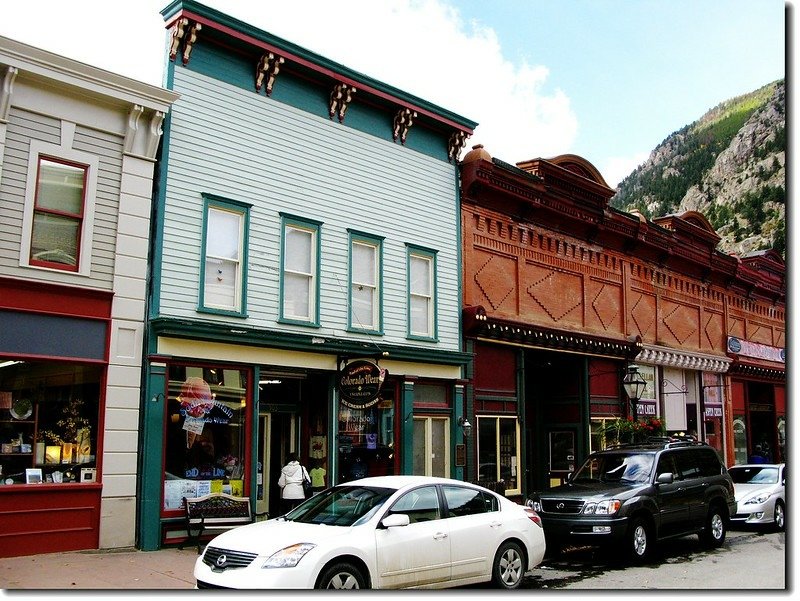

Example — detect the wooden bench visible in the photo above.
[180,492,267,553]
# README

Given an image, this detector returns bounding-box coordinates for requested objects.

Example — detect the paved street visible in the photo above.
[0,526,785,591]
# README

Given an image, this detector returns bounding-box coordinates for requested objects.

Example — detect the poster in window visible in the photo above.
[549,431,575,473]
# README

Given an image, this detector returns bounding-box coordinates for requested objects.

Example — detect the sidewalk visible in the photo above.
[0,547,198,590]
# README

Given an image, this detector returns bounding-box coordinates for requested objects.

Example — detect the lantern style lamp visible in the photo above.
[622,364,647,421]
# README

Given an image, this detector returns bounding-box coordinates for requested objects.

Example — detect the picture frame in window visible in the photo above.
[25,468,43,484]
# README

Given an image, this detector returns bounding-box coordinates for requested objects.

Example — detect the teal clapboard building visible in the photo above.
[139,0,477,549]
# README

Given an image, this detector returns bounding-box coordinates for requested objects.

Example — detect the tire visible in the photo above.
[492,540,526,589]
[626,517,651,563]
[700,506,727,548]
[773,500,785,531]
[316,561,367,590]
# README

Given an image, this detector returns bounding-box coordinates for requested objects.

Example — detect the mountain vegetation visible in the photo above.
[611,80,785,258]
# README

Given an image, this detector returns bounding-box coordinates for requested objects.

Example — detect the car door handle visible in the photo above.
[489,521,502,528]
[433,532,448,540]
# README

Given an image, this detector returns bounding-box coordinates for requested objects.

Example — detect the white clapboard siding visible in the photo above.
[159,68,461,350]
[0,107,123,290]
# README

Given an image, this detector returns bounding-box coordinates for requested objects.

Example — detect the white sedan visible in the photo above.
[729,463,786,530]
[194,475,546,589]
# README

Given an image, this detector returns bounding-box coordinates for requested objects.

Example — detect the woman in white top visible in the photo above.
[278,452,309,513]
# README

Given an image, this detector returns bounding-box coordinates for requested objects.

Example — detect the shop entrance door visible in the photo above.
[257,411,297,518]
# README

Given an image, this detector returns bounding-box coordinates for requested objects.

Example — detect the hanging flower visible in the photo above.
[602,416,666,445]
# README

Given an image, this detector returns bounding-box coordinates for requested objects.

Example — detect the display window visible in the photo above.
[162,364,251,512]
[0,360,101,485]
[476,415,520,495]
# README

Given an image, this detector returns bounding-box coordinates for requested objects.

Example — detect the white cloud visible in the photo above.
[600,151,651,189]
[0,0,578,165]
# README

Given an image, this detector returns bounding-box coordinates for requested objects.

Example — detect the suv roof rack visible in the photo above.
[605,435,708,451]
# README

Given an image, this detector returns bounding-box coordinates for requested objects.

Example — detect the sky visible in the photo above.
[0,0,787,187]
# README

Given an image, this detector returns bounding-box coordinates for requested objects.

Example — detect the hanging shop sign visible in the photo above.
[338,360,387,408]
[727,337,785,363]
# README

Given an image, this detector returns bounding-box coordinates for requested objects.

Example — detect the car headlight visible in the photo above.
[583,500,621,515]
[744,493,771,505]
[526,499,542,512]
[262,543,317,569]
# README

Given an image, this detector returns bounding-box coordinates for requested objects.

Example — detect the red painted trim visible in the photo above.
[0,277,113,318]
[168,10,473,133]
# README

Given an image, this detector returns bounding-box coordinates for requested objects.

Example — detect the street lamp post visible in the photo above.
[622,364,647,422]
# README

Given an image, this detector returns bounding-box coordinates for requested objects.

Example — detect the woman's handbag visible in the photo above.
[302,468,313,496]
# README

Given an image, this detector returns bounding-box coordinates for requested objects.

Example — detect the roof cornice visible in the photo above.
[0,34,178,112]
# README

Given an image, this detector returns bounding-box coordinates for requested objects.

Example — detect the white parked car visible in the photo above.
[194,475,546,589]
[729,463,785,530]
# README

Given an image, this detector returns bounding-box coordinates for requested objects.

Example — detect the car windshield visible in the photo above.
[282,485,395,527]
[572,452,654,484]
[729,466,779,484]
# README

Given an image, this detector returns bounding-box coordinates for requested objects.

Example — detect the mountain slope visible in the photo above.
[611,80,785,257]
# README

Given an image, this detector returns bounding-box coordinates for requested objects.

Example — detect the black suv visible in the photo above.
[526,439,736,563]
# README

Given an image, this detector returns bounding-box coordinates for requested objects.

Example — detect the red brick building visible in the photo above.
[458,144,785,496]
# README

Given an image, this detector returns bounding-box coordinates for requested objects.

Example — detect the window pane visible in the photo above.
[36,159,85,215]
[283,273,310,318]
[207,209,241,260]
[499,418,517,490]
[285,228,312,273]
[431,418,446,477]
[30,213,79,266]
[0,361,100,485]
[351,286,375,329]
[410,255,430,295]
[478,417,497,482]
[353,243,376,285]
[413,419,425,475]
[411,296,430,335]
[163,367,248,510]
[204,257,238,308]
[443,486,486,517]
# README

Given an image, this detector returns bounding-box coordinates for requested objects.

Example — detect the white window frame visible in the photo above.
[280,215,321,325]
[20,139,98,276]
[348,231,383,333]
[199,195,249,315]
[407,245,437,340]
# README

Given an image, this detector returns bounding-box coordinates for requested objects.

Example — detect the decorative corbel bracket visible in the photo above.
[122,105,166,161]
[448,130,469,162]
[392,108,417,144]
[0,65,19,123]
[255,53,285,96]
[169,18,202,64]
[329,83,356,122]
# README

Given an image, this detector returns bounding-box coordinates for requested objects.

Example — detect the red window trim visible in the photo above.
[28,155,89,272]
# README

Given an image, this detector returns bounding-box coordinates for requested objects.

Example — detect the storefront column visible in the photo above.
[400,380,414,475]
[453,383,465,481]
[138,361,167,551]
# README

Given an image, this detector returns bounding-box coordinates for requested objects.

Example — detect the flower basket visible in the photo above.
[603,417,666,445]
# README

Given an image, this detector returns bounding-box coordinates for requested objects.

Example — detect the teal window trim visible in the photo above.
[279,213,322,327]
[347,229,384,335]
[198,193,251,317]
[406,243,438,342]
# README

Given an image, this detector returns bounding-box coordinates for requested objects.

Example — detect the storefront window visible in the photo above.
[337,390,396,483]
[162,365,249,511]
[476,415,520,494]
[0,361,100,485]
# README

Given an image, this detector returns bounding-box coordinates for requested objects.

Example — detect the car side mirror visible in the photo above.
[656,472,674,485]
[381,513,410,528]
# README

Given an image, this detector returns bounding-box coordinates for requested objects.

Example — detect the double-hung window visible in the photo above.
[407,245,437,340]
[348,231,383,333]
[199,195,249,316]
[21,140,99,276]
[280,214,321,325]
[28,158,87,271]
